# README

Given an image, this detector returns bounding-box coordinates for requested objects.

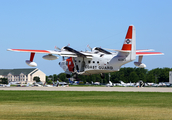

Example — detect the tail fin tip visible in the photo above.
[121,25,135,51]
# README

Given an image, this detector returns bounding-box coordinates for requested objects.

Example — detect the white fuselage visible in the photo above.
[60,49,134,75]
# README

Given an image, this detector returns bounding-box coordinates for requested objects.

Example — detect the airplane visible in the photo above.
[7,25,164,79]
[4,83,11,87]
[106,81,114,87]
[119,81,135,87]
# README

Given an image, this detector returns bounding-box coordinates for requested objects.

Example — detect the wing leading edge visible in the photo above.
[7,48,93,58]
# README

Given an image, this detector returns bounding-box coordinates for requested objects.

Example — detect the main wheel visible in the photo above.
[66,74,71,78]
[100,73,105,79]
[73,73,78,79]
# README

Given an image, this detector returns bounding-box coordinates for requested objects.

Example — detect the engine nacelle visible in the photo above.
[42,54,58,60]
[134,62,146,68]
[26,60,37,67]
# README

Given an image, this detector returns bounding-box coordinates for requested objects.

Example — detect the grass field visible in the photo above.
[0,91,172,120]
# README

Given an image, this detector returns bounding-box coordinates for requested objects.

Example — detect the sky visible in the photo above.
[0,0,172,75]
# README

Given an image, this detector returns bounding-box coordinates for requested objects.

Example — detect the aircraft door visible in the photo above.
[66,57,74,72]
[80,59,85,72]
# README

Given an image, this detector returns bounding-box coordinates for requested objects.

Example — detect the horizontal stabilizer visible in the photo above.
[136,49,154,52]
[136,52,164,56]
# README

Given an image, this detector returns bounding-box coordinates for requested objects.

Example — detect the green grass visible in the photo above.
[0,91,172,120]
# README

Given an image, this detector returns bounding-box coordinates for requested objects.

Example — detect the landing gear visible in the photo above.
[100,73,105,79]
[66,74,71,78]
[73,73,78,79]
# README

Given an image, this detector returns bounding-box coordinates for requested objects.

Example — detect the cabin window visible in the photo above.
[107,62,109,64]
[88,61,91,63]
[100,54,104,57]
[78,60,80,63]
[93,61,95,63]
[97,61,99,64]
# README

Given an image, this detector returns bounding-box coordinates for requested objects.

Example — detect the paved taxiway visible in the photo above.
[0,87,172,92]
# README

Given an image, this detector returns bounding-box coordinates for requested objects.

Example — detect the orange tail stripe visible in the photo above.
[122,44,131,50]
[125,26,133,39]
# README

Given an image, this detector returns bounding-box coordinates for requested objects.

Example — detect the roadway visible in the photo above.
[0,87,172,92]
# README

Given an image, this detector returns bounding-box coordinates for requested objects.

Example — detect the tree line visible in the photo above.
[47,67,172,84]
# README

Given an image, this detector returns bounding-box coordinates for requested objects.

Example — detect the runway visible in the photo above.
[0,87,172,92]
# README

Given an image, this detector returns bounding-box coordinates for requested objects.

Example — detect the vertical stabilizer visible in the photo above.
[121,25,136,60]
[110,25,136,70]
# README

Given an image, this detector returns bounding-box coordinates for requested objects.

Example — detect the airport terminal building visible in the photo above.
[0,68,46,84]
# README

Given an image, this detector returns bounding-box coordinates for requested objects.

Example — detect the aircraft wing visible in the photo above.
[7,48,92,58]
[7,49,54,54]
[7,48,76,56]
[62,46,92,58]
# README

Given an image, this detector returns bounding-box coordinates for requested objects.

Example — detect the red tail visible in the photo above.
[121,26,133,51]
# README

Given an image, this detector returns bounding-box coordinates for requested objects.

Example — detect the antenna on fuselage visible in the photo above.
[87,45,92,51]
[55,46,61,51]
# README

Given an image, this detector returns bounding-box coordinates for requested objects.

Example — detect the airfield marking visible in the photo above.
[0,87,172,92]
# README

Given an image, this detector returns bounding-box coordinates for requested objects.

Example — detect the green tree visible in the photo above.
[139,72,146,82]
[46,76,49,82]
[0,78,8,84]
[58,73,68,82]
[47,80,53,84]
[146,71,155,83]
[158,68,171,82]
[52,74,58,81]
[33,76,40,82]
[53,67,172,84]
[129,72,139,82]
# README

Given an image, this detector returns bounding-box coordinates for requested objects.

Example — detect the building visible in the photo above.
[169,71,172,84]
[0,68,46,84]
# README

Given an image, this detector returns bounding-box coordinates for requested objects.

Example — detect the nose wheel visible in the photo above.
[73,73,78,79]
